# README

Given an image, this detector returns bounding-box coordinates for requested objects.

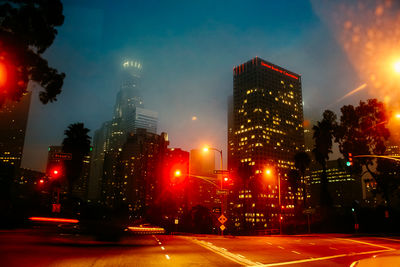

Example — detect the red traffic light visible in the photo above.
[39,179,44,184]
[174,169,182,177]
[223,177,229,182]
[50,167,61,177]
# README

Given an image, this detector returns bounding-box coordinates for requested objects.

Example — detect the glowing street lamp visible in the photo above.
[263,166,282,234]
[174,169,182,177]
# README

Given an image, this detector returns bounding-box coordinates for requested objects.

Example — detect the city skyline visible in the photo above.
[20,0,398,172]
[18,0,398,173]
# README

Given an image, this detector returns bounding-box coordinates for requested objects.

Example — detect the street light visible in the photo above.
[263,167,282,234]
[203,145,226,235]
[202,146,223,190]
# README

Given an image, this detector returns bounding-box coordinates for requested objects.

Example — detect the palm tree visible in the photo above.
[294,152,311,208]
[62,123,91,195]
[312,110,337,207]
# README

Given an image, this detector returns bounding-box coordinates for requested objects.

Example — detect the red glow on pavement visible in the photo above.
[261,62,299,80]
[29,217,79,224]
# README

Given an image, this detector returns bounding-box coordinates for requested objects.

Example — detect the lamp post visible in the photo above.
[264,166,282,235]
[203,146,225,234]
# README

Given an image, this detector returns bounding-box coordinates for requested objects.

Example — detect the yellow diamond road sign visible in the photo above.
[218,214,227,224]
[220,225,226,231]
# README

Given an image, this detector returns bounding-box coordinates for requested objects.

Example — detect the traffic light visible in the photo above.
[50,167,61,178]
[346,153,353,166]
[223,176,229,182]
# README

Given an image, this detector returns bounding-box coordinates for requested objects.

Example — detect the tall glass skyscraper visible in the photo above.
[228,57,305,231]
[88,59,158,201]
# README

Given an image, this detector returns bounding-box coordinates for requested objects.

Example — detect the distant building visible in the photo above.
[0,92,31,169]
[88,121,111,201]
[89,59,158,202]
[102,129,169,221]
[228,57,305,231]
[309,159,362,208]
[227,95,234,172]
[189,149,218,211]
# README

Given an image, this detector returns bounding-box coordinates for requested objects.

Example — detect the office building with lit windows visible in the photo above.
[89,59,158,202]
[309,159,362,208]
[102,129,169,220]
[228,57,305,232]
[0,92,31,169]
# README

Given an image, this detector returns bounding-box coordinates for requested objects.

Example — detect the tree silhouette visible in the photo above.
[0,0,65,107]
[62,123,91,195]
[312,110,337,207]
[334,99,395,207]
[294,151,311,208]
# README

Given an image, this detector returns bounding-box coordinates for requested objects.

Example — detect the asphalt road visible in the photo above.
[1,230,400,266]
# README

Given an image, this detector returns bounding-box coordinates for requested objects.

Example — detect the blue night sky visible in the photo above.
[22,0,371,171]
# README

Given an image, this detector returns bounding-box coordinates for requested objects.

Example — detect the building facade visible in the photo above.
[102,129,169,221]
[88,59,158,202]
[309,159,362,208]
[228,57,305,231]
[0,92,31,169]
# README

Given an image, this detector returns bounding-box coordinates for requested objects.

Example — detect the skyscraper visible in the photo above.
[88,59,158,201]
[228,57,305,231]
[0,92,31,169]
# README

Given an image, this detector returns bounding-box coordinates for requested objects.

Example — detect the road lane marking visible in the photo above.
[291,251,300,254]
[339,238,396,251]
[266,242,272,245]
[237,254,245,258]
[329,247,338,250]
[161,246,165,250]
[277,246,285,249]
[256,249,390,266]
[165,255,170,260]
[186,237,259,266]
[309,242,315,245]
[158,242,162,245]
